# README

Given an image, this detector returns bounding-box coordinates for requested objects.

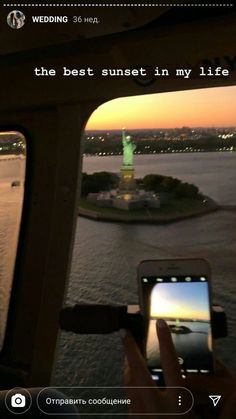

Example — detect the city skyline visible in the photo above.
[86,86,236,130]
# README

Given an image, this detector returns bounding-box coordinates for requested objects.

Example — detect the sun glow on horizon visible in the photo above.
[150,282,209,321]
[86,86,236,130]
[150,296,185,318]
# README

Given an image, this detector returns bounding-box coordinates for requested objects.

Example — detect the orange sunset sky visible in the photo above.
[86,85,236,130]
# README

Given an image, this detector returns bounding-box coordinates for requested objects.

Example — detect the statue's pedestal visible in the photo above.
[119,165,136,192]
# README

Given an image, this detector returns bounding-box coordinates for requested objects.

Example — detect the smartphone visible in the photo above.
[137,258,214,384]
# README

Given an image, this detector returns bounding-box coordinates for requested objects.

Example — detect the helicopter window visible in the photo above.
[0,132,26,350]
[53,86,236,390]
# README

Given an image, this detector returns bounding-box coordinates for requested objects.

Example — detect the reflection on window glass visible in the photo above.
[0,132,26,349]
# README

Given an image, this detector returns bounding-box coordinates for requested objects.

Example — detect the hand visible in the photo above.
[123,319,236,419]
[123,319,196,419]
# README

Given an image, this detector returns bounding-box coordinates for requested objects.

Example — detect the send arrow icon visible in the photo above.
[209,395,222,407]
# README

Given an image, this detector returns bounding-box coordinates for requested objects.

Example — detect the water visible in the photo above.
[0,150,235,414]
[53,152,236,388]
[0,155,25,348]
[147,320,211,370]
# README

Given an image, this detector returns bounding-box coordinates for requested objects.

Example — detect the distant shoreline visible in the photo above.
[83,149,235,158]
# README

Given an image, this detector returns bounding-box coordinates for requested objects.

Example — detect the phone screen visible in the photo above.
[141,275,213,383]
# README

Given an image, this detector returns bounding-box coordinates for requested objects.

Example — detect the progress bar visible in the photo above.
[2,3,234,7]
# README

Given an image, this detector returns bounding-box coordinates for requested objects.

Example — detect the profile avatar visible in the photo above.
[7,10,25,29]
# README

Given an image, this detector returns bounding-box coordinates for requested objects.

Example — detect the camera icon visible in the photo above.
[5,388,31,414]
[11,393,26,408]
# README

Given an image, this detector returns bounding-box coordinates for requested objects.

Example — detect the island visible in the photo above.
[78,129,218,223]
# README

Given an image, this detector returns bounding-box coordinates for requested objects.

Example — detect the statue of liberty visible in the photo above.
[122,128,136,167]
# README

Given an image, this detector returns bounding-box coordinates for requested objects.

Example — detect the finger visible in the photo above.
[156,319,182,387]
[123,332,162,415]
[124,355,149,414]
[123,331,155,387]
